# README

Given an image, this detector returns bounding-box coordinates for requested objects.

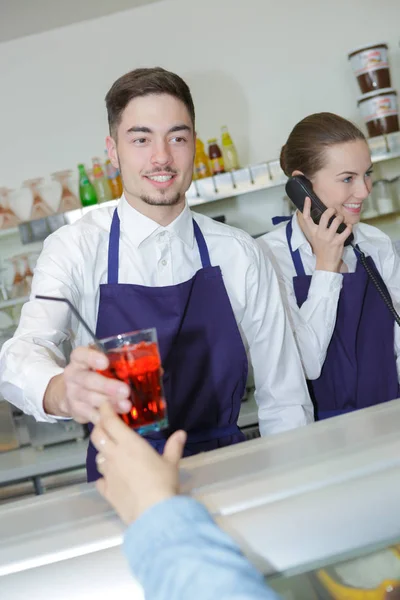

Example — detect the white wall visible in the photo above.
[1,0,400,189]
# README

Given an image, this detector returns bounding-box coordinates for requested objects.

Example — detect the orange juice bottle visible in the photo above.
[194,138,212,179]
[104,151,123,198]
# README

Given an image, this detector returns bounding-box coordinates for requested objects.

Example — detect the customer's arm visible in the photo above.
[91,402,281,600]
[124,496,280,600]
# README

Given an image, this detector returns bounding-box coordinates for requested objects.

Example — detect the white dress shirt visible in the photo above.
[0,197,313,436]
[258,212,400,381]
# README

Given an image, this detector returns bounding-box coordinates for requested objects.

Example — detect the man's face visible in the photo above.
[107,94,195,207]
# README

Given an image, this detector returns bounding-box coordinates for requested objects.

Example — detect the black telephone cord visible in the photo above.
[351,243,400,327]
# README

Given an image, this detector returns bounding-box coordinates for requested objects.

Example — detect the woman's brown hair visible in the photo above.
[280,113,366,179]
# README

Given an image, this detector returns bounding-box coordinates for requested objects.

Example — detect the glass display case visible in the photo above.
[269,543,400,599]
[0,398,400,599]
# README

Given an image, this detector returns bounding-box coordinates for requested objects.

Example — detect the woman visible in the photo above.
[258,112,400,420]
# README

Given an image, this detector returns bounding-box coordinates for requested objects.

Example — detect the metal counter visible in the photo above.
[1,398,400,599]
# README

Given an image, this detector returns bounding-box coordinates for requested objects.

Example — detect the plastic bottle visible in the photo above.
[208,139,225,175]
[92,158,113,203]
[194,138,212,179]
[78,164,98,207]
[104,151,123,199]
[221,126,240,171]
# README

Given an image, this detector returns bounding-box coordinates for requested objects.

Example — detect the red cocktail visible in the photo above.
[99,329,168,434]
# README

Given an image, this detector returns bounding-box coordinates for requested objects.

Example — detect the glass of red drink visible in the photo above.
[98,328,168,434]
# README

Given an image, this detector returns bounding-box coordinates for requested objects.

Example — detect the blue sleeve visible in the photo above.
[123,496,281,600]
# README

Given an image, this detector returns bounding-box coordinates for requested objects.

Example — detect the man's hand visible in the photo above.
[43,347,130,423]
[91,401,186,524]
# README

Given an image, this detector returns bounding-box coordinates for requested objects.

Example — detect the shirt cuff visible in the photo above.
[123,496,213,573]
[23,361,65,422]
[310,270,343,296]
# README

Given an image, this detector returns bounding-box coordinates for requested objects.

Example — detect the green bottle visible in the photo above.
[78,164,98,207]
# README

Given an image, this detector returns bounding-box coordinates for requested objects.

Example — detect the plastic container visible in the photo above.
[390,176,400,211]
[221,126,240,171]
[348,43,391,94]
[361,192,379,220]
[358,88,399,138]
[92,158,113,203]
[372,179,396,215]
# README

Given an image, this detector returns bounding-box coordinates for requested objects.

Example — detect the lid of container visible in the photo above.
[208,138,217,144]
[348,42,388,59]
[357,87,397,105]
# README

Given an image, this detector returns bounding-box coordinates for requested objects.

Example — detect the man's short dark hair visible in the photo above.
[105,67,195,138]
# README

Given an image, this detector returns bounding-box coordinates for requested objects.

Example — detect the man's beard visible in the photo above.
[139,190,182,206]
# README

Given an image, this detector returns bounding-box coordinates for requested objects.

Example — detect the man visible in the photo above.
[91,401,281,600]
[0,67,312,481]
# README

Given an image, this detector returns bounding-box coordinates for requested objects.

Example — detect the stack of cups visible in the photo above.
[348,43,399,138]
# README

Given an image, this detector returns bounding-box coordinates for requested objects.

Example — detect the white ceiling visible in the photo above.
[0,0,161,43]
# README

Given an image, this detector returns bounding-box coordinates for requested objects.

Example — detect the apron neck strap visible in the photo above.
[193,219,211,268]
[108,208,121,284]
[107,210,211,284]
[286,218,306,277]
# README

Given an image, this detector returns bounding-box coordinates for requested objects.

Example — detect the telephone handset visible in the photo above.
[284,174,400,327]
[285,175,354,246]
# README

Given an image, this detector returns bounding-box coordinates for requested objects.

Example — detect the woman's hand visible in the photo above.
[91,401,186,525]
[300,197,352,272]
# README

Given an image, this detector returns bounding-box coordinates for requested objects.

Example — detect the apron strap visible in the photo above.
[107,209,212,284]
[108,208,121,284]
[193,219,211,268]
[272,215,292,226]
[286,218,306,277]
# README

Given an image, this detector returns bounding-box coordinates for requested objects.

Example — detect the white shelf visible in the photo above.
[0,150,400,243]
[371,151,400,164]
[0,227,19,239]
[187,162,287,207]
[0,296,29,310]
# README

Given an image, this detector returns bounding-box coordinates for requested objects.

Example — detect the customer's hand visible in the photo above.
[43,347,131,423]
[91,401,186,524]
[300,197,352,273]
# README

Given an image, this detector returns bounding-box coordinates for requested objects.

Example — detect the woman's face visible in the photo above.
[307,140,373,225]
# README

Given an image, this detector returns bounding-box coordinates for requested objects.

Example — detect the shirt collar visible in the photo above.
[290,211,311,253]
[117,195,194,249]
[290,211,365,253]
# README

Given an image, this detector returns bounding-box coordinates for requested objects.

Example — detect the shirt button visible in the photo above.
[159,231,165,237]
[161,259,167,266]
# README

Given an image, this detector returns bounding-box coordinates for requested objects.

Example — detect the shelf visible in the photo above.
[362,210,400,224]
[187,164,286,207]
[1,150,400,244]
[371,151,400,164]
[0,227,19,239]
[0,296,29,310]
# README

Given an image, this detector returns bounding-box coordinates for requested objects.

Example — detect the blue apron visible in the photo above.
[285,217,399,421]
[86,209,248,481]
